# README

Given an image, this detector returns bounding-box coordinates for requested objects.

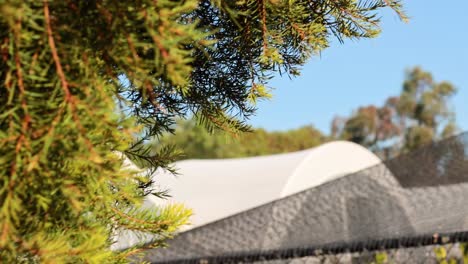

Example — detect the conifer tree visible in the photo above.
[0,0,405,262]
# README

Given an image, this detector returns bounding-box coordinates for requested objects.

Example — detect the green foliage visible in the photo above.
[435,246,448,263]
[0,0,405,262]
[461,243,468,264]
[332,67,457,158]
[149,119,327,160]
[373,251,388,264]
[434,246,458,264]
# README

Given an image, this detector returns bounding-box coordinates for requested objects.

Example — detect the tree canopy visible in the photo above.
[332,67,457,158]
[0,0,405,262]
[150,119,327,160]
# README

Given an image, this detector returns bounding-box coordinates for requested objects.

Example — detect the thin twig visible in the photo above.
[111,207,170,229]
[43,0,71,101]
[259,0,268,51]
[44,1,95,153]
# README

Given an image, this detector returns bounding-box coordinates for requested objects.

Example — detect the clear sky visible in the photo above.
[249,0,468,134]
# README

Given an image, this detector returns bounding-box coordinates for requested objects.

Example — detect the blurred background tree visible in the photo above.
[150,119,326,160]
[332,67,457,159]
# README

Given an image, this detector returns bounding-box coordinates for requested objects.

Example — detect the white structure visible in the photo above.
[147,141,382,229]
[113,141,382,250]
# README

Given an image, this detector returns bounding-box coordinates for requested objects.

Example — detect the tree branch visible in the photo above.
[43,1,71,101]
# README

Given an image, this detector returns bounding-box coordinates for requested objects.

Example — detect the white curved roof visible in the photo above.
[147,141,382,229]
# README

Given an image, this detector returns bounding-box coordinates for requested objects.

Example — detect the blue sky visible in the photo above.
[249,0,468,134]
